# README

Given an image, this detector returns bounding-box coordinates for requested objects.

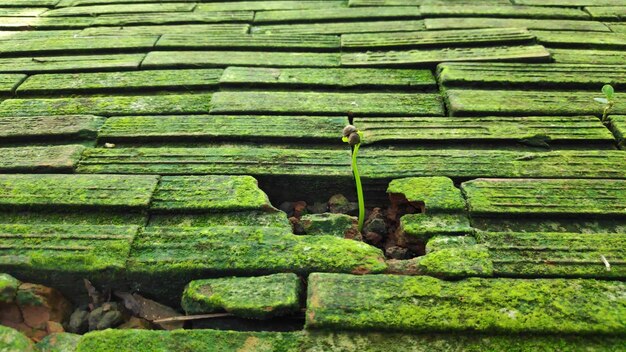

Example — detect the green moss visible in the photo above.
[149,211,291,230]
[609,115,626,149]
[401,213,473,241]
[417,245,494,277]
[0,224,136,298]
[76,329,301,352]
[36,333,82,352]
[387,177,466,213]
[142,51,340,68]
[343,27,535,50]
[476,231,626,278]
[446,89,626,116]
[462,178,626,218]
[182,273,301,319]
[220,67,435,89]
[301,331,626,352]
[301,213,357,238]
[360,148,626,179]
[127,226,386,300]
[0,93,212,117]
[253,20,426,35]
[210,91,443,117]
[17,69,222,94]
[438,62,626,90]
[77,146,352,178]
[0,145,84,173]
[98,115,348,144]
[0,325,37,352]
[151,175,273,213]
[0,272,20,303]
[0,174,159,212]
[306,273,626,334]
[355,116,613,145]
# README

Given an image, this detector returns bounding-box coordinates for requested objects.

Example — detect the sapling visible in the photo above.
[594,84,615,123]
[342,125,365,233]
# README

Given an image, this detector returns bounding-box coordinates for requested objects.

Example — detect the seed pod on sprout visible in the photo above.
[348,132,361,146]
[342,125,358,138]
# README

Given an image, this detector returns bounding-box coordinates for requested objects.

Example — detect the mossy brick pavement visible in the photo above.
[1,0,625,349]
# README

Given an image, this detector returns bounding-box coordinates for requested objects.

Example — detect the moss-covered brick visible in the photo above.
[0,17,94,30]
[210,91,443,116]
[0,224,137,296]
[17,69,222,94]
[549,48,626,65]
[417,243,494,277]
[437,62,626,89]
[387,177,466,213]
[80,24,249,36]
[151,175,273,213]
[462,178,626,219]
[142,51,339,68]
[53,327,626,352]
[0,36,158,56]
[0,74,25,94]
[301,331,626,351]
[609,115,626,149]
[220,67,435,89]
[156,34,340,50]
[342,27,534,50]
[474,231,626,279]
[301,213,357,237]
[445,89,626,116]
[0,93,212,117]
[78,146,352,178]
[252,20,425,35]
[0,0,58,5]
[149,211,291,230]
[401,213,473,240]
[0,325,36,352]
[127,226,386,298]
[98,115,348,144]
[42,3,195,17]
[76,329,301,352]
[0,115,104,143]
[56,0,174,5]
[424,17,610,32]
[0,30,78,40]
[355,116,614,146]
[0,174,158,211]
[92,11,254,26]
[349,0,512,5]
[514,0,624,5]
[360,148,626,180]
[0,145,84,172]
[420,5,589,19]
[197,1,345,12]
[533,30,626,50]
[0,54,145,74]
[306,273,626,334]
[254,7,421,23]
[609,23,626,34]
[182,273,302,318]
[36,333,81,352]
[0,273,20,303]
[342,45,550,67]
[587,7,626,21]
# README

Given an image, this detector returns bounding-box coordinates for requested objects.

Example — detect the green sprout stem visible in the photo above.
[351,135,365,233]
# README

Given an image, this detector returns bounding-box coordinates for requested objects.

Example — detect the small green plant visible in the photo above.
[342,125,365,233]
[594,84,615,123]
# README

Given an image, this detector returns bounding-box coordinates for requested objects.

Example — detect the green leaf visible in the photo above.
[602,84,615,99]
[594,97,609,104]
